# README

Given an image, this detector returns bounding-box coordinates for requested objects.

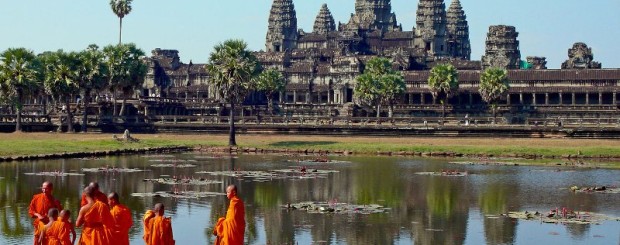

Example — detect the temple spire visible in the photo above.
[265,0,298,52]
[415,0,448,57]
[344,0,399,33]
[313,4,336,35]
[446,0,471,60]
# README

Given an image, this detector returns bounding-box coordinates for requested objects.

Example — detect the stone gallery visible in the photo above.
[140,0,618,123]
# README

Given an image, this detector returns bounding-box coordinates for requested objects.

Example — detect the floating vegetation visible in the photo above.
[198,168,339,182]
[507,210,620,225]
[148,159,197,163]
[143,178,222,185]
[131,191,224,199]
[570,186,620,194]
[193,155,238,159]
[78,157,103,161]
[283,202,389,215]
[81,167,146,173]
[24,172,84,177]
[141,155,176,158]
[150,164,197,168]
[415,171,468,177]
[286,159,351,165]
[450,161,519,166]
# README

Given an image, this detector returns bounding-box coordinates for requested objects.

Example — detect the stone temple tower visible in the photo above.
[446,0,471,60]
[343,0,400,33]
[313,4,336,35]
[415,0,449,58]
[481,25,521,70]
[266,0,298,52]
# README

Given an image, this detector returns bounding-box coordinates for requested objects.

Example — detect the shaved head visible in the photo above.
[48,208,59,220]
[226,185,238,200]
[89,182,99,191]
[84,186,95,198]
[41,181,53,195]
[154,203,165,216]
[108,192,119,206]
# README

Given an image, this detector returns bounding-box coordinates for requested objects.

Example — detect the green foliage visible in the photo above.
[110,0,132,19]
[479,67,510,104]
[39,50,80,100]
[205,39,261,104]
[255,69,286,97]
[354,57,405,116]
[76,45,108,95]
[428,64,459,101]
[0,48,41,108]
[102,43,147,96]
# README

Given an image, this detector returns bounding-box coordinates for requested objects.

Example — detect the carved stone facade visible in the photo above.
[561,42,602,69]
[265,0,298,52]
[481,25,521,70]
[141,0,619,122]
[446,0,471,60]
[313,4,336,35]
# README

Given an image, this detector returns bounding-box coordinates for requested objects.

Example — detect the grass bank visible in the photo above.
[1,133,619,160]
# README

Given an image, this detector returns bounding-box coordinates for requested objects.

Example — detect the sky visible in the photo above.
[0,0,618,69]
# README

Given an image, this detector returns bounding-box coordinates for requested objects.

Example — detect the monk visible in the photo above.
[57,210,77,245]
[80,182,107,207]
[29,181,62,245]
[37,208,59,245]
[143,203,175,245]
[214,185,245,245]
[76,186,115,245]
[108,192,133,245]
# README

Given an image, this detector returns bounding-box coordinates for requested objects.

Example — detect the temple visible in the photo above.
[137,0,618,129]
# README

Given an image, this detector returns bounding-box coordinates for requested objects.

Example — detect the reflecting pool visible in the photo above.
[1,153,619,244]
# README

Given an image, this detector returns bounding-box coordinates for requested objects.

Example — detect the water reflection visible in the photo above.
[0,154,619,244]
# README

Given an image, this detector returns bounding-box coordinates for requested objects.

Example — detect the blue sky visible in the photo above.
[1,0,618,68]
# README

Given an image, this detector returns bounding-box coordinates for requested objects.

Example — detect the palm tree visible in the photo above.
[256,69,286,115]
[102,43,147,117]
[479,68,510,124]
[76,45,107,132]
[40,50,80,133]
[0,48,41,132]
[428,64,459,122]
[110,0,133,44]
[206,39,261,146]
[354,57,405,118]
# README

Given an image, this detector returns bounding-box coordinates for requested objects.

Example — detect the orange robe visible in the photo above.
[80,190,108,207]
[143,211,175,245]
[215,196,245,245]
[42,220,72,245]
[29,193,62,245]
[78,201,115,245]
[110,204,133,245]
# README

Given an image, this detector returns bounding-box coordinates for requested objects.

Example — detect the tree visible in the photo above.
[40,50,81,133]
[110,0,133,44]
[76,45,108,132]
[479,67,510,124]
[354,57,405,118]
[0,48,41,132]
[102,43,147,117]
[428,64,459,121]
[256,69,286,115]
[205,39,261,146]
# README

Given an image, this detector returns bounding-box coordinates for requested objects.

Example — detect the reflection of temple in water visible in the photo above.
[140,0,619,124]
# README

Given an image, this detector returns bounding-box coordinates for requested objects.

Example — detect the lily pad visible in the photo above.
[283,201,389,215]
[198,168,339,182]
[506,211,620,225]
[81,167,147,173]
[150,164,197,168]
[141,155,176,158]
[415,171,468,177]
[148,159,197,163]
[570,186,620,194]
[24,172,84,177]
[131,191,224,199]
[143,178,222,185]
